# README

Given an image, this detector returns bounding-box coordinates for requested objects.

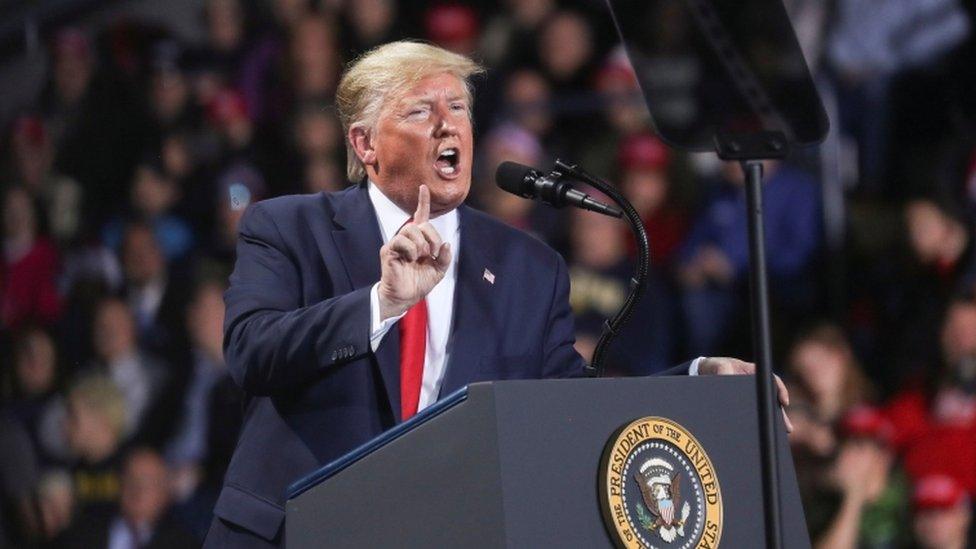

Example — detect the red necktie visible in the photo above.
[399,298,427,420]
[396,217,427,420]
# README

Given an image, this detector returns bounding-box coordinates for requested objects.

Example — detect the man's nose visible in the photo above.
[433,104,458,137]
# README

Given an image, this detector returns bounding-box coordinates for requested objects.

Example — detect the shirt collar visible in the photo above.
[367,181,458,244]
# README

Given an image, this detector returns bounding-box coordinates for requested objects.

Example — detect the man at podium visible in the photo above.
[204,40,783,549]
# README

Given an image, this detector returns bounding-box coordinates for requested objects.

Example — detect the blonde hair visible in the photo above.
[69,374,127,438]
[335,41,485,182]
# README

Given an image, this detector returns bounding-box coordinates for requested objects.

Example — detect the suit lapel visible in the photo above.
[440,206,499,395]
[329,185,401,421]
[329,184,383,291]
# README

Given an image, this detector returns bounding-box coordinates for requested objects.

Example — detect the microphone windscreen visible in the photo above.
[495,161,534,195]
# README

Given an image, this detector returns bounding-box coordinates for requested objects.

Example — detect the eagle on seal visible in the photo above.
[634,458,689,542]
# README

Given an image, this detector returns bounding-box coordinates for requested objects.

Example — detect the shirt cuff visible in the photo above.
[688,356,706,376]
[370,283,407,351]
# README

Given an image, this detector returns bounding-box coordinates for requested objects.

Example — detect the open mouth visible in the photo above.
[434,148,460,177]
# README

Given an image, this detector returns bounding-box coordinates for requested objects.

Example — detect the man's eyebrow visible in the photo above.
[398,92,468,106]
[398,96,433,108]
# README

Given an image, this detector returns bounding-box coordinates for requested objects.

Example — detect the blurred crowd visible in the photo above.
[0,0,975,547]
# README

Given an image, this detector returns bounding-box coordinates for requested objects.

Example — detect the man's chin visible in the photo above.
[429,196,467,217]
[428,181,469,216]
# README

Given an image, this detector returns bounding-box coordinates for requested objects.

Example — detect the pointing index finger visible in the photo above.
[414,185,430,224]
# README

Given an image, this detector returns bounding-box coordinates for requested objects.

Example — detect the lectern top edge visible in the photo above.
[286,386,470,500]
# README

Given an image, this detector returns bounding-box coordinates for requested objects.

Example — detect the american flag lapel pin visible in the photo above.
[483,268,495,285]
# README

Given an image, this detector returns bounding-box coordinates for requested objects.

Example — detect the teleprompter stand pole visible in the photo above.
[715,131,788,549]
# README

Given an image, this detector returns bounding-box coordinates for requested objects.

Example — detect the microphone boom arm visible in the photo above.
[554,159,650,378]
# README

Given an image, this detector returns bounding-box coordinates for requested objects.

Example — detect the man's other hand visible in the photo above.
[698,357,793,433]
[378,185,452,320]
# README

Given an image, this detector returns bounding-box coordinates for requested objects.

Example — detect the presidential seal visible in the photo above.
[599,417,723,549]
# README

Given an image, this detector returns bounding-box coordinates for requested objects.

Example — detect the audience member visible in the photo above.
[500,68,562,153]
[887,297,976,494]
[286,14,341,104]
[117,222,191,365]
[616,132,687,266]
[537,10,595,93]
[593,50,650,147]
[474,123,564,249]
[146,40,195,137]
[166,281,232,497]
[199,0,249,81]
[103,160,195,260]
[5,114,83,245]
[206,86,284,195]
[201,162,266,272]
[568,203,673,373]
[887,198,976,384]
[44,27,144,231]
[64,374,128,519]
[87,298,170,444]
[1,186,62,330]
[288,101,345,194]
[5,327,65,467]
[36,470,74,546]
[678,161,822,355]
[808,406,910,549]
[787,325,882,545]
[911,475,972,549]
[63,448,195,548]
[167,280,241,540]
[788,324,876,455]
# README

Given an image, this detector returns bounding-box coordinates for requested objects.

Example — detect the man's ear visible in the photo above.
[349,126,376,167]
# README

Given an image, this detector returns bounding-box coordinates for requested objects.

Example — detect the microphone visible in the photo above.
[495,161,623,218]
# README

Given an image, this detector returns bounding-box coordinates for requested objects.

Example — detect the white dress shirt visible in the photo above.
[367,182,460,412]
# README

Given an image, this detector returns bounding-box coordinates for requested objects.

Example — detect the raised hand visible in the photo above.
[377,185,452,320]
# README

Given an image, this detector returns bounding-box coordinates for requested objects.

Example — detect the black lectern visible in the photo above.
[286,376,809,548]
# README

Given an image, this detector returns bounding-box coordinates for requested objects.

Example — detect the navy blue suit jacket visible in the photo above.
[214,184,688,541]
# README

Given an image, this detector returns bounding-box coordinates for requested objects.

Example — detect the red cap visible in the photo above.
[425,5,479,47]
[619,133,670,171]
[913,474,968,510]
[11,115,47,147]
[207,88,250,124]
[841,405,895,445]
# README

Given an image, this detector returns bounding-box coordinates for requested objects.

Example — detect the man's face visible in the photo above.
[122,226,165,285]
[120,452,171,527]
[914,503,971,549]
[93,301,136,360]
[366,72,473,216]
